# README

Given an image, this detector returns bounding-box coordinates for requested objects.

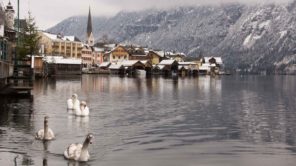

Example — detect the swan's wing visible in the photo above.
[35,129,44,140]
[64,143,82,160]
[47,128,55,139]
[67,99,73,109]
[84,107,89,115]
[81,107,89,116]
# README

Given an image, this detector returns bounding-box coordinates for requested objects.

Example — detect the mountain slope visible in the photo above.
[47,2,296,74]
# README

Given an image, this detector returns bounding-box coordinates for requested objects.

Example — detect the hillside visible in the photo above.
[48,2,296,74]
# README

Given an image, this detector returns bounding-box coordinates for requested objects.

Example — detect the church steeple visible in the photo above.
[86,6,94,46]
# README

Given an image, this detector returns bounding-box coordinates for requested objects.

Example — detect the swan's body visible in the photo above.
[74,101,89,116]
[67,94,80,110]
[64,133,94,162]
[35,116,55,141]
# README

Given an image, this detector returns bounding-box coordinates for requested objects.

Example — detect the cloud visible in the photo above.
[3,0,293,30]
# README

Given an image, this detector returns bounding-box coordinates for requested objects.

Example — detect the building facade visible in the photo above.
[39,32,83,58]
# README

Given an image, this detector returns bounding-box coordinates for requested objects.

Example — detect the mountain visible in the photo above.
[47,2,296,74]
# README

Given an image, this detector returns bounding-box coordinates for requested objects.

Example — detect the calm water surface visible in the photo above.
[0,75,296,166]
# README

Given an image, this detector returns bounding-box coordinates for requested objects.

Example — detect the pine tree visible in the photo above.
[17,12,40,59]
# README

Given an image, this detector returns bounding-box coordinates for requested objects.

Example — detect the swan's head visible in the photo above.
[80,101,87,109]
[72,94,78,100]
[86,133,94,144]
[44,116,49,123]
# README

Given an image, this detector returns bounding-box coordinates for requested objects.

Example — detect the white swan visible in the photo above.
[64,133,94,162]
[35,116,55,140]
[67,94,80,110]
[74,101,89,116]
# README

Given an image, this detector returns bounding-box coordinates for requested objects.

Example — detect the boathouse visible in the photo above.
[43,56,82,76]
[109,64,124,75]
[158,60,179,76]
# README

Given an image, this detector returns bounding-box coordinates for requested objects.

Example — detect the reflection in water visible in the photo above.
[0,75,296,166]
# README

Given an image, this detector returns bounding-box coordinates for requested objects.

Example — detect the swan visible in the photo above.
[35,116,55,140]
[64,133,94,162]
[67,94,80,110]
[74,101,89,116]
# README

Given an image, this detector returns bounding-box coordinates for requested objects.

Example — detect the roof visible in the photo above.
[150,50,165,58]
[87,7,93,37]
[157,65,165,70]
[109,64,123,69]
[159,60,177,65]
[99,62,111,68]
[119,60,142,67]
[43,56,81,65]
[42,32,81,42]
[179,62,197,66]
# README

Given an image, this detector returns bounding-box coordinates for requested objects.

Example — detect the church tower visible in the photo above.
[5,1,14,29]
[86,7,94,46]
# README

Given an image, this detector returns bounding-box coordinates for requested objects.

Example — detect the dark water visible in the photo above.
[0,75,296,166]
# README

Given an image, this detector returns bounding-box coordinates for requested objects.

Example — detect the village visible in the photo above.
[0,3,224,95]
[36,7,224,77]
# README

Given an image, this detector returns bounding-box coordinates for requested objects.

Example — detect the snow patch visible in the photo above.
[279,30,287,38]
[259,20,270,29]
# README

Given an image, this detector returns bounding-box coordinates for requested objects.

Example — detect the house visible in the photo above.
[128,46,150,61]
[165,52,186,62]
[81,44,93,68]
[43,56,82,76]
[201,57,223,74]
[109,64,124,75]
[179,62,199,76]
[39,31,83,59]
[158,59,179,75]
[147,50,167,65]
[93,47,104,65]
[108,45,129,63]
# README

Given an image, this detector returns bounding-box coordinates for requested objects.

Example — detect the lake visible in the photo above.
[0,75,296,166]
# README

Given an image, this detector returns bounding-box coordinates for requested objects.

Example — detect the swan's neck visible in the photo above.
[80,105,85,111]
[82,138,90,150]
[44,121,48,139]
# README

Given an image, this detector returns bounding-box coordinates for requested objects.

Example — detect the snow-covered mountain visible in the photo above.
[47,2,296,74]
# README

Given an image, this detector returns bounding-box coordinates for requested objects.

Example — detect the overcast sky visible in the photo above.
[2,0,292,30]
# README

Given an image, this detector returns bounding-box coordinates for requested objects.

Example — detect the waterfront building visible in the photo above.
[200,57,223,74]
[39,32,83,58]
[165,52,186,62]
[0,2,14,89]
[147,50,167,65]
[158,59,179,75]
[43,56,82,76]
[81,44,93,68]
[107,45,129,63]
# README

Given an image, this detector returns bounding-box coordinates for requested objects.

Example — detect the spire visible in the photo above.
[87,6,92,37]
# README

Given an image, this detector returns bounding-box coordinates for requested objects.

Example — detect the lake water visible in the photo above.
[0,75,296,166]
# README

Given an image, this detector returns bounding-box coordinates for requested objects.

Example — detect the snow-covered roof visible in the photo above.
[157,65,165,70]
[99,62,111,68]
[43,56,81,65]
[42,32,81,42]
[150,50,165,57]
[179,62,197,66]
[159,60,177,65]
[119,60,142,67]
[109,64,123,69]
[140,60,150,65]
[93,47,104,52]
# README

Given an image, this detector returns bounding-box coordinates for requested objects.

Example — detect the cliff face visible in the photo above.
[48,2,296,74]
